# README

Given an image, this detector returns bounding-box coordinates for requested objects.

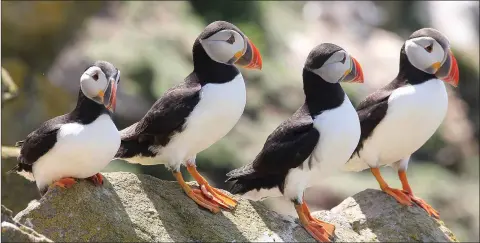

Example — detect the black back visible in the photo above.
[226,105,319,194]
[115,73,201,158]
[115,21,246,160]
[13,61,117,173]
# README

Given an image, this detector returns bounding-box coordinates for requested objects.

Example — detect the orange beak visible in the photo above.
[342,56,364,83]
[436,50,459,87]
[104,78,118,112]
[234,38,262,70]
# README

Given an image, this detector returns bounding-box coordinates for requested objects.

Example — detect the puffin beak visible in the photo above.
[234,38,262,70]
[103,77,118,112]
[341,56,364,83]
[435,50,459,87]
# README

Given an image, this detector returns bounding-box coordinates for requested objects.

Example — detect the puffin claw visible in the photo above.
[403,191,440,218]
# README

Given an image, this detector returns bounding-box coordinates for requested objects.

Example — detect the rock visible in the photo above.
[2,205,53,242]
[311,191,458,242]
[10,172,457,242]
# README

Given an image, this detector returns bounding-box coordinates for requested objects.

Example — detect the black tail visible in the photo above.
[226,164,284,195]
[227,175,285,196]
[228,177,261,195]
[7,163,31,174]
[15,140,24,147]
[226,164,257,195]
[7,164,20,174]
[115,139,155,159]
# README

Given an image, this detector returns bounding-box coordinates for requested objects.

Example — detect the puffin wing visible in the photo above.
[350,79,405,159]
[116,81,201,157]
[227,107,319,181]
[355,91,390,150]
[13,116,66,172]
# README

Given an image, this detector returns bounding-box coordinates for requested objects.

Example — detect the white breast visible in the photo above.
[282,95,361,201]
[32,114,120,189]
[345,79,448,171]
[311,95,361,171]
[155,73,246,170]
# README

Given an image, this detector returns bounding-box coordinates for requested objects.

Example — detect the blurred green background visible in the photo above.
[1,1,478,241]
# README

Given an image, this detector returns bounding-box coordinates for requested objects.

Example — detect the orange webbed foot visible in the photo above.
[173,171,221,214]
[302,201,335,239]
[382,186,413,206]
[87,173,104,186]
[187,165,238,210]
[198,183,238,210]
[398,171,440,218]
[296,202,335,242]
[50,177,77,189]
[404,191,440,219]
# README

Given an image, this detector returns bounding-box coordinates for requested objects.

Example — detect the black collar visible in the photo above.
[192,39,240,86]
[302,69,345,117]
[68,89,110,124]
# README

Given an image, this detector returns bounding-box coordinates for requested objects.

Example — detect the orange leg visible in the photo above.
[86,173,104,186]
[371,168,412,206]
[50,177,77,190]
[398,171,440,218]
[173,171,221,214]
[295,200,335,242]
[186,165,238,210]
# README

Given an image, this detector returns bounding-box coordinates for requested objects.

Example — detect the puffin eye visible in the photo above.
[92,73,99,81]
[340,53,347,64]
[425,44,433,53]
[226,34,235,44]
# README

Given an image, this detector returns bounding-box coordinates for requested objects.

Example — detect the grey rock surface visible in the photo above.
[2,205,53,242]
[8,172,457,242]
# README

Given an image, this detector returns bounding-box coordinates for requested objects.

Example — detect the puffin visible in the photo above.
[226,43,364,242]
[11,61,121,195]
[114,21,262,214]
[344,28,459,219]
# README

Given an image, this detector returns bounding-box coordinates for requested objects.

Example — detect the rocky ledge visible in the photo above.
[1,172,457,242]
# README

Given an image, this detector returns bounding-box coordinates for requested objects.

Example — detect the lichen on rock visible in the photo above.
[4,172,457,242]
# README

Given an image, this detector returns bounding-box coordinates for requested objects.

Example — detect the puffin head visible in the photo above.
[304,43,364,84]
[405,28,459,87]
[197,21,262,70]
[80,61,120,112]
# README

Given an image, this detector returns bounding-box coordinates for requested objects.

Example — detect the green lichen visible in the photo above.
[445,230,459,242]
[409,233,419,241]
[436,219,458,242]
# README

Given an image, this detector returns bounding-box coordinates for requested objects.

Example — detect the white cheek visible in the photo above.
[233,37,245,55]
[405,41,445,73]
[80,76,106,98]
[203,41,236,63]
[317,61,349,83]
[432,42,446,64]
[406,41,428,71]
